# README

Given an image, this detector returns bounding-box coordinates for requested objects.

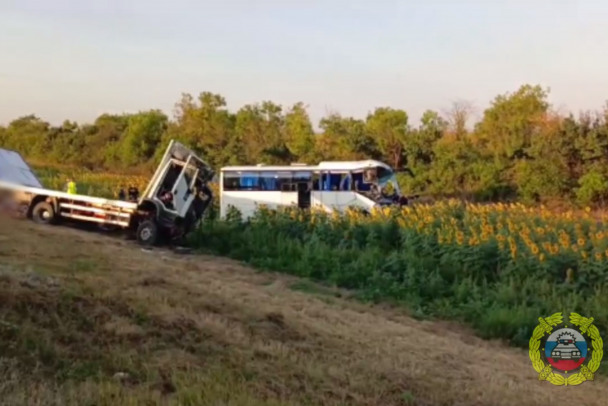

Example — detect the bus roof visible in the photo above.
[221,160,392,173]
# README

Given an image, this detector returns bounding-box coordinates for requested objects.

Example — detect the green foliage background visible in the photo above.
[3,84,608,206]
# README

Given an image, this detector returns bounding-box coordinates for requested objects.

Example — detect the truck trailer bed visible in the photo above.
[0,148,138,227]
[0,181,138,210]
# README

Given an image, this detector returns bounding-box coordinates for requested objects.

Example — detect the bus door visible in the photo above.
[279,172,298,207]
[294,171,312,209]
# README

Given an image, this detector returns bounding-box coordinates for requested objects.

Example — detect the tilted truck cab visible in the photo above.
[133,140,215,245]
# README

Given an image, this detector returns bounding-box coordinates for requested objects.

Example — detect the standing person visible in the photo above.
[128,186,140,202]
[65,178,77,195]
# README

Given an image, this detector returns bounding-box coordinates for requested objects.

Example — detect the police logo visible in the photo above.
[529,312,603,385]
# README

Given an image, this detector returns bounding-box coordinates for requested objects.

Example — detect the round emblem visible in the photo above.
[544,328,587,372]
[529,312,603,386]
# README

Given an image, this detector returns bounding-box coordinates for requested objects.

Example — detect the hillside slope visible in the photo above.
[0,218,606,406]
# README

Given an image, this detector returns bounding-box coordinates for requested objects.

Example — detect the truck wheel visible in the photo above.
[137,220,159,246]
[32,201,57,225]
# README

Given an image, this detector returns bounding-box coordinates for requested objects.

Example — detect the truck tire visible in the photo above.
[136,219,159,247]
[32,201,57,225]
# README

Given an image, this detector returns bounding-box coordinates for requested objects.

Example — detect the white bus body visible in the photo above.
[219,160,403,220]
[0,140,214,246]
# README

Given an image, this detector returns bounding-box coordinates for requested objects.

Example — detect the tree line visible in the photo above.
[1,84,608,206]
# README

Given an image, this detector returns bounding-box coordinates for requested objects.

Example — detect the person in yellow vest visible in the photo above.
[65,178,77,195]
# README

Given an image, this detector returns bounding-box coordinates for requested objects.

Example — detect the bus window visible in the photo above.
[293,171,312,182]
[247,171,296,191]
[340,174,352,191]
[320,173,348,191]
[320,173,328,190]
[352,173,371,191]
[377,167,391,180]
[223,172,241,191]
[312,173,321,191]
[293,171,312,191]
[239,172,259,190]
[277,172,294,191]
[331,174,344,190]
[259,172,278,190]
[222,172,260,191]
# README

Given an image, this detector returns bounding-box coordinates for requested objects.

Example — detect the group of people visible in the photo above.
[118,186,140,202]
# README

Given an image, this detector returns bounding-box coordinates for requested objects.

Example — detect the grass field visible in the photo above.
[3,217,608,405]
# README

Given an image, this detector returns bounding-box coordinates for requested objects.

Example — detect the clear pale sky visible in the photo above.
[1,0,607,127]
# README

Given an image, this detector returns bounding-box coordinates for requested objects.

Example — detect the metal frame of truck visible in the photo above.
[0,140,214,247]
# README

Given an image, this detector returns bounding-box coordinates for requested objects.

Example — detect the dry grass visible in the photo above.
[0,218,607,405]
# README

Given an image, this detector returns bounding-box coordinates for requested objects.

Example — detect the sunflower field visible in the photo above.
[193,201,608,349]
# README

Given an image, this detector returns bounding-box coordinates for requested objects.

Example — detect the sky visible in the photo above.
[1,0,608,127]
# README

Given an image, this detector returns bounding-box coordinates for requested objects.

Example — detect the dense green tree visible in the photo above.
[86,114,131,168]
[171,92,236,168]
[119,110,168,167]
[365,107,409,169]
[576,170,608,206]
[235,101,289,164]
[475,85,550,160]
[400,110,446,193]
[3,83,608,207]
[284,102,315,162]
[318,113,377,161]
[4,115,50,157]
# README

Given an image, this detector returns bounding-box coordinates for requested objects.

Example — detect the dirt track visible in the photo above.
[0,218,607,405]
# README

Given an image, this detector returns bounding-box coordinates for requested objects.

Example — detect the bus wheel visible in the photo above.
[136,220,159,247]
[32,201,57,225]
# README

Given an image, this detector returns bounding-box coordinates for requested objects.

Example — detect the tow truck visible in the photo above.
[0,140,214,247]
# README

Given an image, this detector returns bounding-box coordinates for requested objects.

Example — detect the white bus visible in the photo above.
[219,160,406,219]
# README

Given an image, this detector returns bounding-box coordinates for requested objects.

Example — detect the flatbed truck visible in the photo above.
[0,140,214,246]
